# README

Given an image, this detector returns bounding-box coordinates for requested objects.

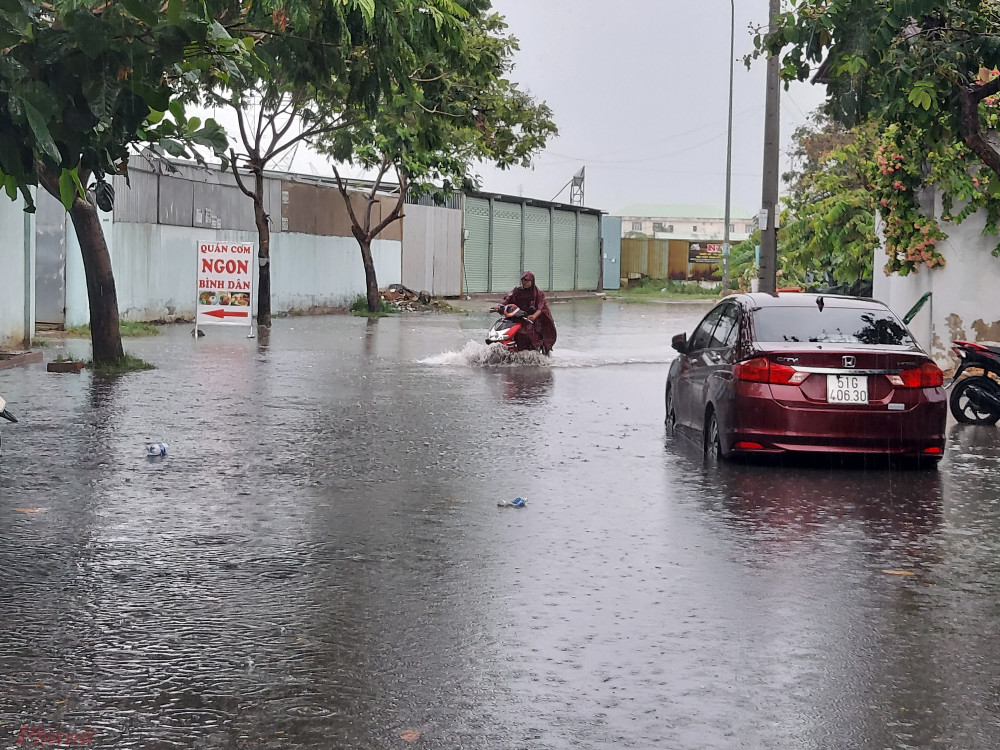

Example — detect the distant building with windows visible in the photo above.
[615,203,757,283]
[618,204,755,242]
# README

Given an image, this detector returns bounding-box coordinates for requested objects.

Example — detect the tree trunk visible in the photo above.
[960,84,1000,179]
[253,193,271,328]
[39,167,124,365]
[251,172,272,328]
[355,230,380,312]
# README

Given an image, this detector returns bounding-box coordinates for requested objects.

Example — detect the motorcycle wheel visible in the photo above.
[950,376,1000,425]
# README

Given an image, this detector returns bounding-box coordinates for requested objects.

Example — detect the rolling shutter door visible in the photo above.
[577,214,600,290]
[552,210,577,291]
[524,207,551,291]
[464,197,490,293]
[491,201,522,292]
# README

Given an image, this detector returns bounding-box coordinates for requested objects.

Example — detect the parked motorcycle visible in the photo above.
[949,340,1000,424]
[0,395,17,453]
[485,304,547,353]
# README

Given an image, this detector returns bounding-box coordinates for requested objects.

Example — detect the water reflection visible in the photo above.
[490,366,554,402]
[364,316,378,356]
[255,323,271,354]
[712,459,944,551]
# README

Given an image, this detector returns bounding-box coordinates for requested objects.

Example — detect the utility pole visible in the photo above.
[758,0,780,294]
[722,0,735,294]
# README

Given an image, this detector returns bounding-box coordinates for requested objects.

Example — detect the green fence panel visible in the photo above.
[490,201,522,292]
[552,210,577,291]
[463,197,490,294]
[524,206,551,291]
[577,213,600,290]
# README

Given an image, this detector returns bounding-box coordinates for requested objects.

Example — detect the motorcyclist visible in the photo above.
[493,271,557,353]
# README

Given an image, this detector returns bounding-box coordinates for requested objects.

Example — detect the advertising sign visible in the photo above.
[688,242,723,264]
[196,241,255,330]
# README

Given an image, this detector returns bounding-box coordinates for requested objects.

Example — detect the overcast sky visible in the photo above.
[267,1,828,218]
[469,0,827,217]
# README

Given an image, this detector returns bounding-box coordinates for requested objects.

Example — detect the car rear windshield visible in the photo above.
[752,306,916,345]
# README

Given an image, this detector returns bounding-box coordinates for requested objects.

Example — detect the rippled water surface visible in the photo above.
[2,299,1000,749]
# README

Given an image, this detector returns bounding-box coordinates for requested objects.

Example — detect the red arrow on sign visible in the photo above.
[203,309,249,319]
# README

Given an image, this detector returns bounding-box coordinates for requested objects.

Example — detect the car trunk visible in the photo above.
[752,343,930,409]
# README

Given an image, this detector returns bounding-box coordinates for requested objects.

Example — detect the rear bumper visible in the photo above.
[728,382,947,457]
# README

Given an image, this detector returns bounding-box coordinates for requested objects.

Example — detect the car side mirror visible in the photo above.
[671,333,688,354]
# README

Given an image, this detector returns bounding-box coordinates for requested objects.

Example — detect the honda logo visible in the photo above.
[843,356,856,368]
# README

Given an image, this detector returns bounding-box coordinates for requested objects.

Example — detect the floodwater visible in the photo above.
[2,298,1000,749]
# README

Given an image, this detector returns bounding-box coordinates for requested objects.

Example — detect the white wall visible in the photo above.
[65,223,402,324]
[0,195,33,347]
[874,191,1000,368]
[271,233,401,313]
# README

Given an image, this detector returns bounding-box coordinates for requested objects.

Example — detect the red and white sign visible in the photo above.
[196,241,254,327]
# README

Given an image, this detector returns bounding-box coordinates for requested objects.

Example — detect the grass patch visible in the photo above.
[611,278,720,299]
[87,353,156,374]
[350,295,398,317]
[65,321,161,338]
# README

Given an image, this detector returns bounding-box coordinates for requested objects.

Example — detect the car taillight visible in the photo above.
[733,357,808,385]
[893,361,944,388]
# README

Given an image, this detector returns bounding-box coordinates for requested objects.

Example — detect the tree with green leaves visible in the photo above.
[778,112,877,288]
[0,0,241,364]
[751,0,1000,276]
[316,6,556,313]
[199,0,472,326]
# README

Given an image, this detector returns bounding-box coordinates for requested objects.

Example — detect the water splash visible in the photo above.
[420,341,673,369]
[420,341,550,367]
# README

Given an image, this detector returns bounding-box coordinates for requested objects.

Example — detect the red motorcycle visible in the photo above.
[486,304,546,353]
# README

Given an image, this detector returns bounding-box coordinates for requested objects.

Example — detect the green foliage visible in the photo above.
[316,8,557,206]
[65,321,160,338]
[725,237,760,291]
[778,113,877,287]
[0,0,247,210]
[87,353,156,374]
[350,295,397,316]
[752,1,1000,275]
[612,278,720,299]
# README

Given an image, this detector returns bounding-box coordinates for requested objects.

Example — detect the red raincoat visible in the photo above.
[500,271,557,352]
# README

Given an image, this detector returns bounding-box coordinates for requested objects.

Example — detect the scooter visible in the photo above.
[485,304,546,353]
[949,340,1000,424]
[0,395,17,453]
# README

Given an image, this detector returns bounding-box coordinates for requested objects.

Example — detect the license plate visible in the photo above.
[827,374,868,404]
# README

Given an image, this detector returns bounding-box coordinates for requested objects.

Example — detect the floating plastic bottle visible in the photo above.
[146,442,168,457]
[498,496,526,508]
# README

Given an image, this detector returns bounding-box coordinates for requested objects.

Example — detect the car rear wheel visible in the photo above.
[665,385,676,430]
[950,376,1000,425]
[705,410,725,461]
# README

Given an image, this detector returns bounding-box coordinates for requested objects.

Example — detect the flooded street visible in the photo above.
[2,298,1000,749]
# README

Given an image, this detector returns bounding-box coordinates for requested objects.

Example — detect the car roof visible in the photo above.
[730,292,887,310]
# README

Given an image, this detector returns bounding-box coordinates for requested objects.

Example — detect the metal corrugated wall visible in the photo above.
[577,214,600,289]
[462,196,601,294]
[490,201,522,292]
[464,197,491,293]
[524,207,550,290]
[552,211,577,290]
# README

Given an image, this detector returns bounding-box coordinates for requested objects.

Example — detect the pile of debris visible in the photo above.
[379,284,452,312]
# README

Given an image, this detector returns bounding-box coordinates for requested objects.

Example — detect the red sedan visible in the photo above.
[665,293,946,463]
